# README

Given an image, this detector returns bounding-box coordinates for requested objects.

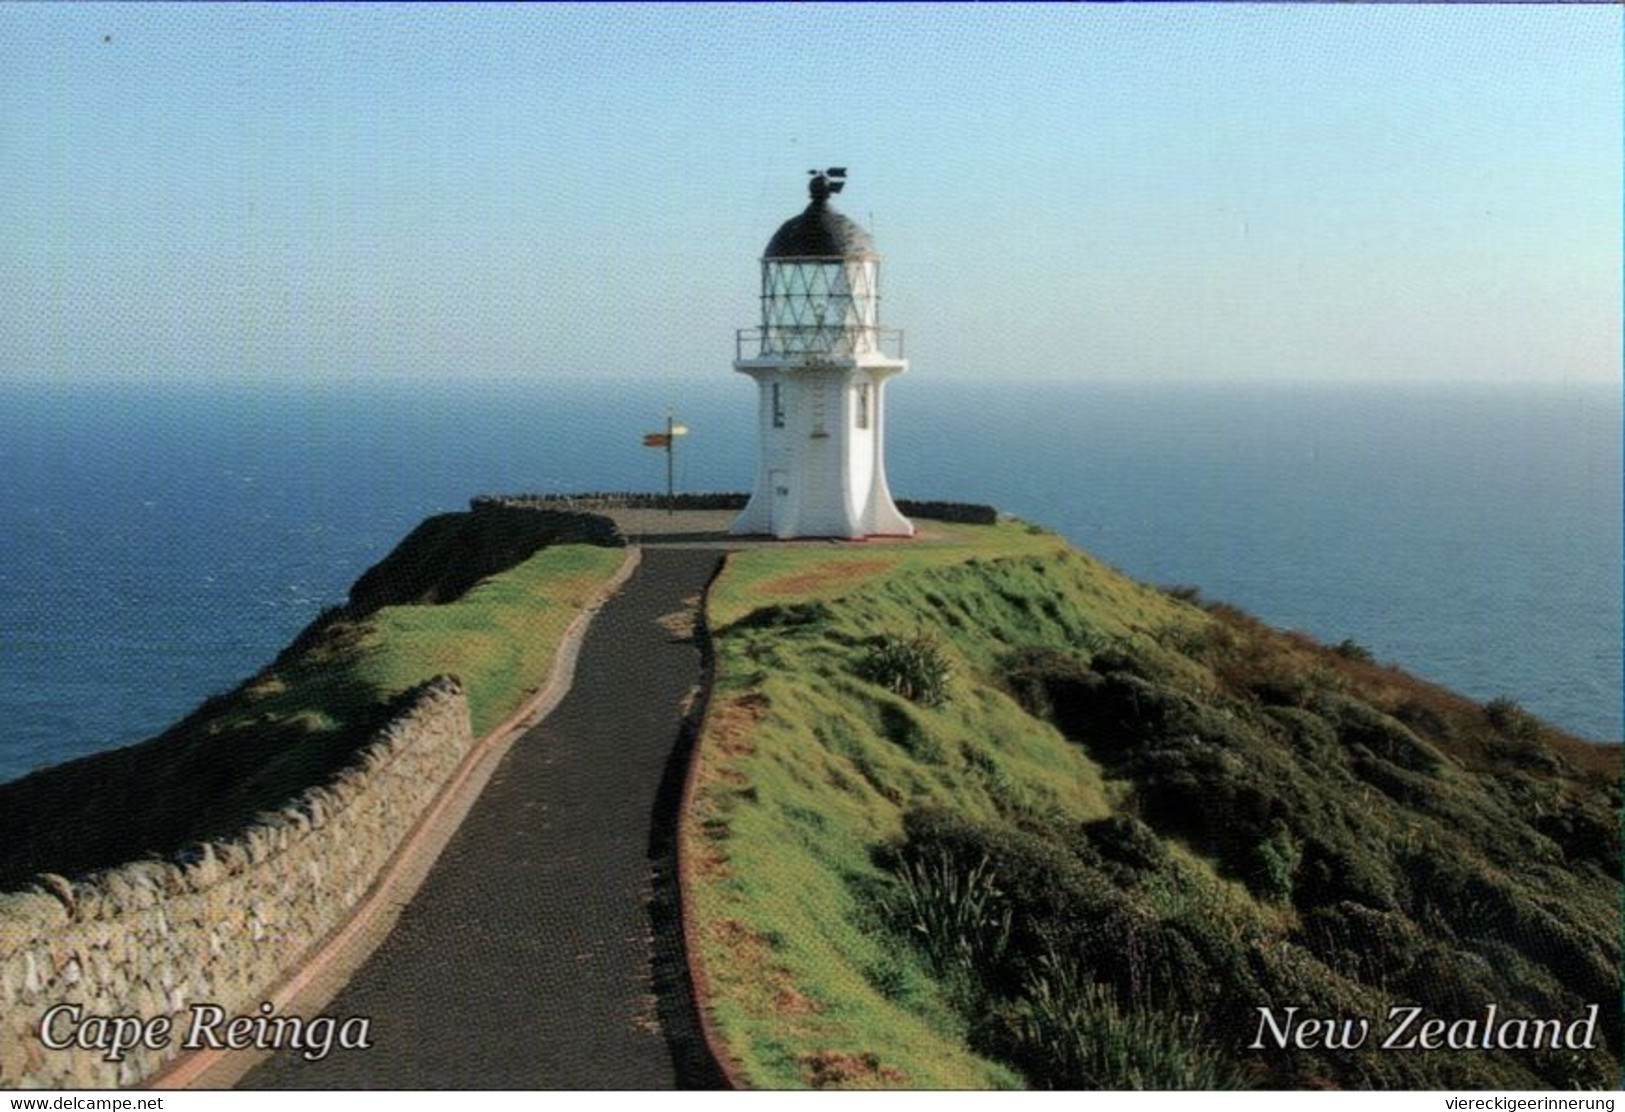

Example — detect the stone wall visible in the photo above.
[461,502,627,545]
[894,499,999,526]
[474,492,1001,525]
[472,492,748,513]
[0,676,474,1089]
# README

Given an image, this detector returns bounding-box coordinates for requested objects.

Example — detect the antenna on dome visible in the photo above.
[807,167,847,201]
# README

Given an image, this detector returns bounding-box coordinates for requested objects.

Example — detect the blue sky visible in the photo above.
[0,4,1618,385]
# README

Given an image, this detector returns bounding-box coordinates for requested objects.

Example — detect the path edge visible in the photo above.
[148,545,644,1090]
[675,551,751,1090]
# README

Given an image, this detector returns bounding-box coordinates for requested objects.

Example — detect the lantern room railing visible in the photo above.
[736,326,905,361]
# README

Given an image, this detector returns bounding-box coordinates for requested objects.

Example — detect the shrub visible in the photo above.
[857,634,953,707]
[890,810,1124,992]
[884,849,1012,981]
[1155,622,1214,658]
[1249,820,1302,902]
[1333,638,1374,662]
[1001,645,1096,721]
[732,600,835,631]
[1299,900,1427,984]
[1082,814,1170,874]
[1317,693,1444,774]
[1391,698,1450,741]
[1484,697,1541,744]
[994,953,1251,1090]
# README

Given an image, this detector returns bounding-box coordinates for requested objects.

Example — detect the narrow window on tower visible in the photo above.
[855,383,871,430]
[772,382,785,428]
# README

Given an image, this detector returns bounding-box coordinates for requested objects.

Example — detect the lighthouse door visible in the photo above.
[769,470,790,534]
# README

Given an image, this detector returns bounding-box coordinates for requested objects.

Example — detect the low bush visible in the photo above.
[1484,697,1541,744]
[989,953,1252,1090]
[857,634,954,707]
[884,850,1012,984]
[1249,820,1302,903]
[1333,638,1374,662]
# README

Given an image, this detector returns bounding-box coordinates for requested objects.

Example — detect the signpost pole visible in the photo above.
[644,413,687,514]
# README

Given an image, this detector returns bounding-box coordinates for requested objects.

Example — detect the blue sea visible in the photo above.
[0,378,1618,785]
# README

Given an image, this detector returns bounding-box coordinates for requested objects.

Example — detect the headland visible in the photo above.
[0,498,1616,1090]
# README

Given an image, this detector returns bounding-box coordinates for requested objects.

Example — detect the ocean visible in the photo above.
[0,377,1618,785]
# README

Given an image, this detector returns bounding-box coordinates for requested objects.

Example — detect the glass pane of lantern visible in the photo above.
[760,259,883,355]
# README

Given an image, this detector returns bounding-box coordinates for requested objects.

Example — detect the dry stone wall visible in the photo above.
[474,492,1001,525]
[472,492,748,513]
[0,676,474,1089]
[461,502,627,545]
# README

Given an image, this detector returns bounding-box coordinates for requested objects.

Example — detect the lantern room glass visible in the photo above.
[760,259,880,356]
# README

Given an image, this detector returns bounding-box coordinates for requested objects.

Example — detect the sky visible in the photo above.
[0,4,1618,386]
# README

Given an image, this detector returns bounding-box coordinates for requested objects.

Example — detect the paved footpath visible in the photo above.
[241,548,726,1089]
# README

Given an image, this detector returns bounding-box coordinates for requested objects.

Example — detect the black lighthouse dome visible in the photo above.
[764,170,876,259]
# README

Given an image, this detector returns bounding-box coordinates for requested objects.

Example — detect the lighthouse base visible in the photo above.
[729,484,914,541]
[729,357,913,541]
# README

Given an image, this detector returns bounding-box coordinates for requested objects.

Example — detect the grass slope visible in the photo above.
[685,520,1620,1090]
[259,539,622,738]
[0,515,623,889]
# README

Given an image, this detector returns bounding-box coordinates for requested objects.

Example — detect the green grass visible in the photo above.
[705,519,1065,627]
[218,542,626,738]
[0,536,625,887]
[349,543,623,734]
[686,521,1202,1088]
[684,520,1621,1090]
[200,541,625,746]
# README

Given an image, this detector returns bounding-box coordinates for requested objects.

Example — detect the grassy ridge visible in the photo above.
[241,541,622,738]
[0,519,623,889]
[685,520,1620,1089]
[704,520,1062,628]
[686,521,1198,1087]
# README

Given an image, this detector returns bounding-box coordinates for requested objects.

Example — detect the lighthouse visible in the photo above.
[730,169,914,540]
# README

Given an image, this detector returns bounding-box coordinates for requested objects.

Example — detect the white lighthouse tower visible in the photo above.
[730,169,914,540]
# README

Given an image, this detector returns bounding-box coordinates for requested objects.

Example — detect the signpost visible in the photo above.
[642,410,689,514]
